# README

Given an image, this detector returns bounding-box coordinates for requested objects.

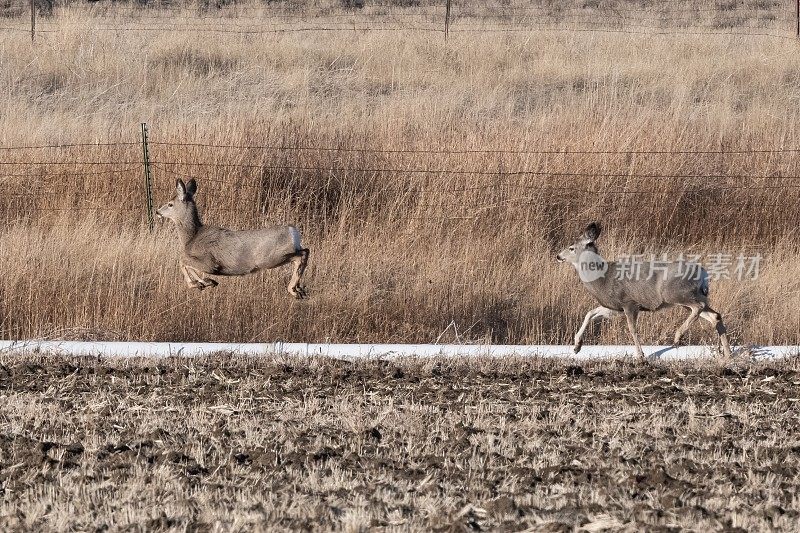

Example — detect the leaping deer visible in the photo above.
[156,178,310,299]
[557,222,732,359]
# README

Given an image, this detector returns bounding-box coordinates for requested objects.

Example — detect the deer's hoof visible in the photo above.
[290,286,309,299]
[573,343,582,354]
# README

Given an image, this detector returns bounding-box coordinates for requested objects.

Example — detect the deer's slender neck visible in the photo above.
[570,250,610,289]
[176,204,203,245]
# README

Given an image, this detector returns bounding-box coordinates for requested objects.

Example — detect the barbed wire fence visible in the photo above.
[1,123,799,229]
[5,0,800,41]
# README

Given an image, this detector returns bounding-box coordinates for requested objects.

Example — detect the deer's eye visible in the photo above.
[168,203,173,207]
[569,246,575,252]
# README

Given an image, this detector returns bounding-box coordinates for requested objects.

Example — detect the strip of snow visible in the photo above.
[0,341,796,360]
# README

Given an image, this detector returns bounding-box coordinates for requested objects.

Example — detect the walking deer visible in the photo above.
[556,223,732,358]
[156,179,310,299]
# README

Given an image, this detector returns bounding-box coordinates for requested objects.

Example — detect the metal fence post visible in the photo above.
[141,123,154,232]
[30,0,35,42]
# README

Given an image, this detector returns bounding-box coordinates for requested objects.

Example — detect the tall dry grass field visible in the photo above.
[0,1,799,345]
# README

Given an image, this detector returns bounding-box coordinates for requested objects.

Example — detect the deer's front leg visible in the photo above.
[623,305,645,359]
[182,264,217,290]
[189,265,218,290]
[574,306,619,353]
[574,308,598,353]
[181,264,205,290]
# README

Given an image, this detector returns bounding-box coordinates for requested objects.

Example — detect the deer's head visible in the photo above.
[156,179,198,224]
[556,222,602,265]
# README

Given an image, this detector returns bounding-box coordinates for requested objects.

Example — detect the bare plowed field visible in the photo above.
[1,355,798,531]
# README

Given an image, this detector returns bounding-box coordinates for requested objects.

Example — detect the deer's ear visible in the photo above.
[186,179,197,197]
[584,222,601,241]
[176,179,186,198]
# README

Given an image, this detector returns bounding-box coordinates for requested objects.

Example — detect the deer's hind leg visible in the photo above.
[700,308,733,358]
[674,303,704,346]
[287,248,310,299]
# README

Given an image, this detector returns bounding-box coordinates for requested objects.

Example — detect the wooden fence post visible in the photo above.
[445,0,451,40]
[30,0,35,42]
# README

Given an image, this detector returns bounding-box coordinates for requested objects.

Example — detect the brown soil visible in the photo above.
[0,354,798,531]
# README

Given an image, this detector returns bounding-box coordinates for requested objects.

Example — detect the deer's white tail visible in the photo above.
[289,226,303,252]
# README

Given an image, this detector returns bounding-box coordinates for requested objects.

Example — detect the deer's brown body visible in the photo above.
[157,179,310,298]
[557,223,732,358]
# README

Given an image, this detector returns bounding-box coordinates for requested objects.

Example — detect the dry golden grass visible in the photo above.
[0,2,799,345]
[1,354,800,531]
